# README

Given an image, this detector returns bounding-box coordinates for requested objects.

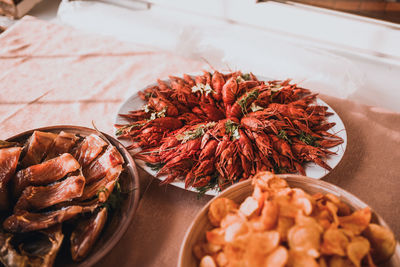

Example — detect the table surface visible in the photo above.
[0,16,399,267]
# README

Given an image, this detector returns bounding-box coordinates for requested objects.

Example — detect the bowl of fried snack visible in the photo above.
[179,171,399,267]
[0,125,140,267]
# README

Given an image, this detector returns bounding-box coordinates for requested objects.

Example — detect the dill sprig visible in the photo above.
[225,120,240,140]
[145,162,165,171]
[98,180,122,212]
[237,89,259,115]
[299,131,319,147]
[195,175,220,198]
[115,123,146,136]
[149,106,167,120]
[241,73,251,81]
[236,73,251,83]
[176,122,216,143]
[277,129,292,144]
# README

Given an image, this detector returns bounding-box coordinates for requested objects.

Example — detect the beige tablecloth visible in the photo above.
[0,16,399,267]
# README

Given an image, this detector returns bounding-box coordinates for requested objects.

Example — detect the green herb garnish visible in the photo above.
[195,175,220,198]
[225,120,240,140]
[299,131,319,147]
[145,162,165,171]
[115,123,145,136]
[236,73,251,83]
[277,129,292,144]
[149,106,167,120]
[176,122,216,143]
[241,73,251,81]
[99,180,122,212]
[96,187,109,197]
[237,89,259,115]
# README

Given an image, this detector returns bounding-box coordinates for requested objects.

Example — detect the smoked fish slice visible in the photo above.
[84,146,124,184]
[70,207,108,262]
[4,206,85,233]
[0,224,64,267]
[44,131,79,161]
[73,134,108,168]
[0,146,22,210]
[15,175,85,211]
[21,131,57,167]
[78,165,122,202]
[13,153,80,197]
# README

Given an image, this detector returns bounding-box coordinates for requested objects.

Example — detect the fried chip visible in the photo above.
[224,222,249,243]
[239,196,259,218]
[287,250,319,267]
[223,239,246,266]
[215,252,228,267]
[195,172,396,267]
[252,171,288,192]
[295,213,323,233]
[363,223,396,263]
[347,236,370,267]
[329,255,355,267]
[206,228,225,246]
[208,198,238,227]
[320,228,349,256]
[315,209,333,230]
[319,256,328,267]
[220,212,246,229]
[193,243,206,260]
[242,231,280,266]
[203,242,222,255]
[264,246,288,267]
[287,225,321,258]
[339,207,371,235]
[275,195,300,218]
[200,255,217,267]
[325,193,351,216]
[250,200,279,232]
[276,216,295,242]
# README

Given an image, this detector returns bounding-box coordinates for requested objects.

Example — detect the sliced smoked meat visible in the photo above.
[44,131,78,161]
[0,146,22,210]
[73,134,108,168]
[21,131,57,167]
[83,146,124,184]
[3,206,84,233]
[0,225,64,267]
[15,175,85,211]
[70,207,108,262]
[13,153,80,197]
[78,165,122,202]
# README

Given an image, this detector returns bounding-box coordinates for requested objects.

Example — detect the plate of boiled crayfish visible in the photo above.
[114,71,347,196]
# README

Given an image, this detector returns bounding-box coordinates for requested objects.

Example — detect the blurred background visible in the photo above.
[1,0,399,111]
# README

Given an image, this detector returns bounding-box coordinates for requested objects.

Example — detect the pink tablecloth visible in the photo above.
[1,16,399,267]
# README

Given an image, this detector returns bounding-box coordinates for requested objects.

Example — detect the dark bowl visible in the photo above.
[5,125,140,267]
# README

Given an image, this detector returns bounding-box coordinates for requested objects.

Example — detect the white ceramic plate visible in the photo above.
[114,77,347,196]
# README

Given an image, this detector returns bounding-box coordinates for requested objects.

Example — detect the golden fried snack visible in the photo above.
[194,171,397,267]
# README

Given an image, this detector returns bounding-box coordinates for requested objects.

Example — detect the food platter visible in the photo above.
[3,125,141,267]
[115,75,347,196]
[178,173,400,267]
